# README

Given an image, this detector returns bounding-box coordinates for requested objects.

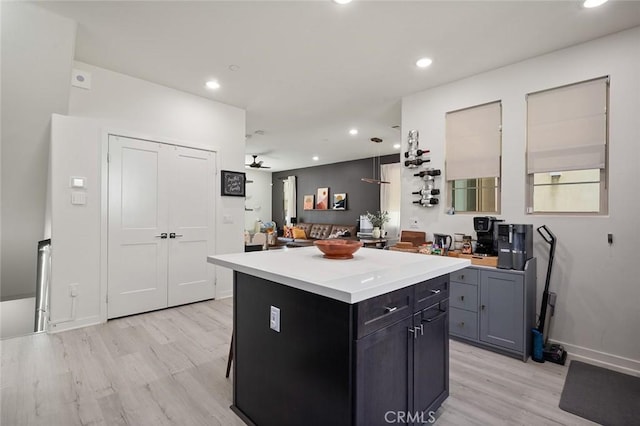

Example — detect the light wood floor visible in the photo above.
[1,298,594,426]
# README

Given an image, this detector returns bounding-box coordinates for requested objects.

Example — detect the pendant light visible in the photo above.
[361,137,390,184]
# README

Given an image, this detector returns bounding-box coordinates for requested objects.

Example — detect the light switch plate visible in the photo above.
[270,306,280,332]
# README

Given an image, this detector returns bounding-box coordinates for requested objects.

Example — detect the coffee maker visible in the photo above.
[497,224,533,270]
[474,216,503,256]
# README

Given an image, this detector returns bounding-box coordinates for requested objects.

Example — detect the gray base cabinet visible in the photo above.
[355,277,450,426]
[449,259,536,361]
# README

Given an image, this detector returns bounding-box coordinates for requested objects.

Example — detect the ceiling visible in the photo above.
[36,0,640,172]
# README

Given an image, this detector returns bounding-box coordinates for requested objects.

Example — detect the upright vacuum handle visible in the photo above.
[537,225,556,245]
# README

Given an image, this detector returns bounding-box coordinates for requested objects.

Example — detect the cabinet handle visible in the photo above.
[169,233,184,239]
[430,289,441,295]
[155,233,168,239]
[383,306,397,313]
[460,274,465,280]
[408,327,418,339]
[423,311,447,323]
[416,324,424,336]
[481,304,486,311]
[460,295,465,301]
[460,321,465,327]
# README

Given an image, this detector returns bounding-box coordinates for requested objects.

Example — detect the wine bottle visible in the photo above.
[404,158,431,167]
[413,169,441,177]
[404,149,430,158]
[413,198,439,206]
[411,188,440,196]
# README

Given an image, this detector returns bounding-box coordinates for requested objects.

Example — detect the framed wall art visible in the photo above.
[303,195,315,210]
[316,187,329,210]
[221,170,246,197]
[333,193,347,210]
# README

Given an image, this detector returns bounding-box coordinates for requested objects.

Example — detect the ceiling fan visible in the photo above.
[246,155,271,169]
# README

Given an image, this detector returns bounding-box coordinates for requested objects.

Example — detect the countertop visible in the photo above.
[208,246,470,304]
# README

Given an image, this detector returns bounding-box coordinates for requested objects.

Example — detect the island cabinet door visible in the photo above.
[413,301,449,418]
[355,316,413,426]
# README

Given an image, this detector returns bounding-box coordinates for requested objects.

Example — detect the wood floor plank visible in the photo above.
[1,298,596,425]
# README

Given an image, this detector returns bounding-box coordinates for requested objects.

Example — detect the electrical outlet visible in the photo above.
[270,306,280,332]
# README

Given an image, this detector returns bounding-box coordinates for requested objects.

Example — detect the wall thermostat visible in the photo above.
[70,176,86,188]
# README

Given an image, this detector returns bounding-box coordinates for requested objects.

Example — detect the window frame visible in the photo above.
[445,100,502,214]
[525,77,609,215]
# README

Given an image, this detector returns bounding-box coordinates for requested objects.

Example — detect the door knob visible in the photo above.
[155,233,168,239]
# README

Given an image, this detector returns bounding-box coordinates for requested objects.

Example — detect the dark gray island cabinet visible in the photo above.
[209,247,470,426]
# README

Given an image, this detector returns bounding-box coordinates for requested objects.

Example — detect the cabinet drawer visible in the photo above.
[450,282,478,312]
[449,307,478,340]
[415,275,449,311]
[355,286,414,339]
[450,268,478,285]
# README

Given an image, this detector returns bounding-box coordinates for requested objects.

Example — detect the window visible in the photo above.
[526,77,608,214]
[446,101,502,213]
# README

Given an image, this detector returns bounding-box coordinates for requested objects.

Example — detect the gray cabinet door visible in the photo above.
[479,270,524,351]
[414,302,449,416]
[355,316,412,426]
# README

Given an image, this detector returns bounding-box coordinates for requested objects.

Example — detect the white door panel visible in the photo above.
[108,137,216,318]
[168,146,215,307]
[108,136,169,319]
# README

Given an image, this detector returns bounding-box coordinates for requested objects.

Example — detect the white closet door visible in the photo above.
[108,136,170,319]
[167,146,216,307]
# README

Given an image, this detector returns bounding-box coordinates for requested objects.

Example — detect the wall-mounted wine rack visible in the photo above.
[405,130,441,207]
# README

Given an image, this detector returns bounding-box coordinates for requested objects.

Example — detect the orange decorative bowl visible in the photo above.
[314,239,363,259]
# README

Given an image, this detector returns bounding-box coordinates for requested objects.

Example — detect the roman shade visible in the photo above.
[446,101,501,181]
[527,77,607,174]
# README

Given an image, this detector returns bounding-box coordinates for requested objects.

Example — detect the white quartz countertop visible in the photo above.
[208,247,471,304]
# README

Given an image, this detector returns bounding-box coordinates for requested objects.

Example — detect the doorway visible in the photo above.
[107,135,216,319]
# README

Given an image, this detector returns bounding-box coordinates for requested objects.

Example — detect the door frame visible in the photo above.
[99,128,218,324]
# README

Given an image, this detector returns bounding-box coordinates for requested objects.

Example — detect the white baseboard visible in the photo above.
[216,290,233,300]
[47,315,102,333]
[550,338,640,377]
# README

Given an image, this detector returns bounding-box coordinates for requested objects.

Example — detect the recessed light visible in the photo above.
[393,143,401,149]
[333,0,352,4]
[228,64,240,72]
[583,0,608,7]
[349,128,358,135]
[312,156,319,161]
[416,57,433,68]
[205,80,220,90]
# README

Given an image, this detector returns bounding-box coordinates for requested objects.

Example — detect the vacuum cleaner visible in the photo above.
[532,225,567,365]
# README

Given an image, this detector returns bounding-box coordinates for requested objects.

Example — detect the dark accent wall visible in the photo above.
[272,154,399,228]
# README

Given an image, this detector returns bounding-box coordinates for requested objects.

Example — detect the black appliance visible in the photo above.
[497,224,533,270]
[473,216,503,256]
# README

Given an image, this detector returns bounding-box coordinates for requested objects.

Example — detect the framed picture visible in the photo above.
[221,170,246,197]
[303,195,314,210]
[316,187,329,210]
[333,193,347,210]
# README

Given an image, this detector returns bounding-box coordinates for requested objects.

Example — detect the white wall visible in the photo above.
[0,2,76,300]
[244,169,273,231]
[402,27,640,373]
[49,62,245,331]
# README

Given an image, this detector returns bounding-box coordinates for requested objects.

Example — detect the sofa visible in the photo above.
[277,223,357,247]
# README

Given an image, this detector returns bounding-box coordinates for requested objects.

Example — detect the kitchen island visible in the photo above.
[208,246,470,426]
